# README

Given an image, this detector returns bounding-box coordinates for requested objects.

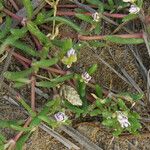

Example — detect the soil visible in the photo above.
[0,0,150,150]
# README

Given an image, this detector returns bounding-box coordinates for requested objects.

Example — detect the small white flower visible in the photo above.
[81,72,92,83]
[117,111,131,128]
[21,18,27,26]
[92,12,100,22]
[129,5,140,14]
[67,48,76,57]
[123,0,136,2]
[62,48,77,68]
[54,112,68,122]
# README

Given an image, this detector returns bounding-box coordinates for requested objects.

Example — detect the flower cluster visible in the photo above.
[81,72,92,83]
[62,48,77,68]
[116,111,131,128]
[92,12,100,22]
[123,0,140,14]
[54,112,68,122]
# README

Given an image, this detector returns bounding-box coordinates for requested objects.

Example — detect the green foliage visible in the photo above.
[0,0,145,148]
[27,21,49,44]
[0,17,12,40]
[22,0,33,19]
[104,36,144,44]
[44,16,83,33]
[36,74,74,88]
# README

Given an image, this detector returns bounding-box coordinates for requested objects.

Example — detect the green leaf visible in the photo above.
[10,125,32,131]
[102,118,117,127]
[90,109,102,116]
[0,120,24,128]
[13,82,28,88]
[128,93,144,101]
[4,68,33,81]
[122,14,138,22]
[51,74,74,83]
[35,12,46,25]
[64,100,84,116]
[0,134,6,143]
[86,0,102,5]
[39,43,52,59]
[0,35,20,55]
[38,115,57,128]
[36,81,58,88]
[10,27,28,38]
[137,0,143,8]
[88,41,106,48]
[0,17,12,39]
[77,81,87,108]
[36,74,73,88]
[112,128,123,136]
[75,13,93,23]
[108,0,114,6]
[117,99,128,110]
[44,17,83,33]
[27,21,49,44]
[102,111,112,118]
[18,98,36,117]
[0,1,4,10]
[22,0,33,19]
[11,40,37,56]
[95,84,103,98]
[104,36,144,44]
[32,58,58,68]
[15,132,32,150]
[62,39,73,53]
[88,64,98,75]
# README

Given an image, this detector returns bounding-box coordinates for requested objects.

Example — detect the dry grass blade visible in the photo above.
[90,49,132,86]
[127,45,147,82]
[143,32,150,57]
[40,123,80,150]
[60,125,103,150]
[147,69,150,106]
[0,48,14,89]
[108,48,143,94]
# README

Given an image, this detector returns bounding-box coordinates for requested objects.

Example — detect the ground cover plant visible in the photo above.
[0,0,149,149]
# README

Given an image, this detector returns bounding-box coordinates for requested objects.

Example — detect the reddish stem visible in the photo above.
[14,56,29,68]
[56,11,127,19]
[31,75,36,111]
[47,67,67,75]
[12,52,32,64]
[2,8,23,21]
[78,33,143,41]
[13,117,32,142]
[45,4,98,8]
[103,12,127,18]
[31,34,43,50]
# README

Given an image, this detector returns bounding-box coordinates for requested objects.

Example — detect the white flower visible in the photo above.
[81,72,92,83]
[117,111,131,128]
[62,48,77,68]
[129,5,140,14]
[123,0,136,2]
[92,12,100,22]
[67,48,76,57]
[54,112,68,122]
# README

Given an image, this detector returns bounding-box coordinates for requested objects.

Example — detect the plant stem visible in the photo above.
[31,75,36,111]
[2,8,22,21]
[56,11,126,18]
[13,117,32,142]
[78,33,143,41]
